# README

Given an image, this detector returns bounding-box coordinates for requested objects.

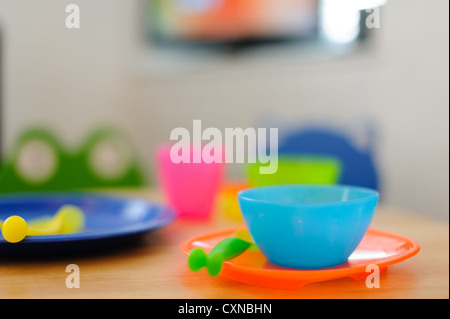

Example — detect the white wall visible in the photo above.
[0,0,138,147]
[0,0,448,220]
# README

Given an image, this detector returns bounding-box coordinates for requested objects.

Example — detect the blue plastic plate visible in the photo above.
[0,192,175,255]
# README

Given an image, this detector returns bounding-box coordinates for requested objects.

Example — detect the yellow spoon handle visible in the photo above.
[26,224,61,236]
[27,215,63,235]
[27,215,53,229]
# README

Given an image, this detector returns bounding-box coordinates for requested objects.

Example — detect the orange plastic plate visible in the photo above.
[180,227,420,289]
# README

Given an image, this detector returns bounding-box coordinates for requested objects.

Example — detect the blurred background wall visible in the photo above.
[0,0,448,220]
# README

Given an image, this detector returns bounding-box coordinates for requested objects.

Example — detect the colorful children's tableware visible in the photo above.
[156,145,223,219]
[238,185,379,269]
[218,181,249,221]
[0,216,28,243]
[247,155,341,187]
[180,227,420,289]
[0,205,86,243]
[278,126,380,190]
[27,204,85,234]
[188,237,252,277]
[0,193,175,255]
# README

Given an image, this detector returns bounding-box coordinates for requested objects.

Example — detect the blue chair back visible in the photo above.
[278,127,380,191]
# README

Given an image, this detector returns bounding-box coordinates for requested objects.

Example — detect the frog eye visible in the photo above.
[86,134,132,181]
[14,138,59,185]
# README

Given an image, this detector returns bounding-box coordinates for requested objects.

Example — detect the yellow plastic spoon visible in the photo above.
[27,215,54,229]
[29,205,85,235]
[1,205,85,243]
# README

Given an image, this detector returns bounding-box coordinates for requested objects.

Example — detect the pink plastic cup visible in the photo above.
[156,144,224,220]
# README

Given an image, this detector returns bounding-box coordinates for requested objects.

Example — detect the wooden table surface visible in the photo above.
[0,188,448,299]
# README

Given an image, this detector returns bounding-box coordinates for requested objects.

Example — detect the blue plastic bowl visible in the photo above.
[238,185,379,269]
